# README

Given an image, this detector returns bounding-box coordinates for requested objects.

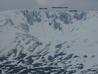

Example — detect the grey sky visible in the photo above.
[0,0,98,11]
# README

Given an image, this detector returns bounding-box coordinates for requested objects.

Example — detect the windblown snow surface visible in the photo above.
[0,9,98,74]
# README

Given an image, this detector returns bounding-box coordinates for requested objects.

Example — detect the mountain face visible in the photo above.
[0,9,98,74]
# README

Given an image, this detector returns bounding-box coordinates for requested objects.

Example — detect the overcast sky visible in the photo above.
[0,0,98,11]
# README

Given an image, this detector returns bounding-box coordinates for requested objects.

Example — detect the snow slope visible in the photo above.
[0,9,98,74]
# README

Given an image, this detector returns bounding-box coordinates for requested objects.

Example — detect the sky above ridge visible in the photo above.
[0,0,98,11]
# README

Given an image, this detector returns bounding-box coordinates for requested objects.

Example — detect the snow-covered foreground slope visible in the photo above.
[0,10,98,74]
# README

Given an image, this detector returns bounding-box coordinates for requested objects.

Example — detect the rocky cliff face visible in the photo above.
[0,9,98,74]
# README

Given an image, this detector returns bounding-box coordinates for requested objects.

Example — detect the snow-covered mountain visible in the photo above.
[0,9,98,74]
